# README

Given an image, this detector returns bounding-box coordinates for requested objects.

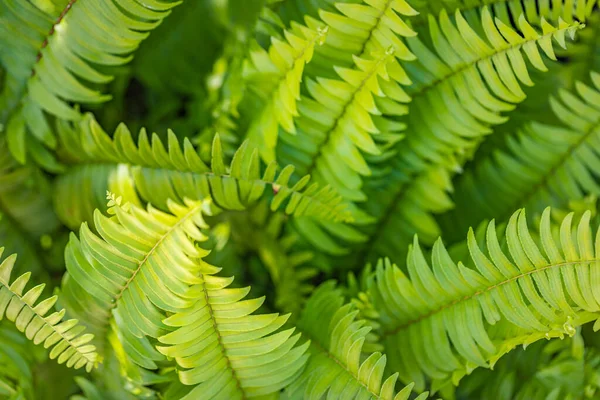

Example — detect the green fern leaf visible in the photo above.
[0,0,179,167]
[156,263,309,399]
[245,22,327,162]
[304,0,417,79]
[280,47,401,203]
[370,207,600,390]
[62,195,213,362]
[52,114,351,229]
[351,5,584,267]
[0,248,97,372]
[443,72,600,241]
[287,281,428,400]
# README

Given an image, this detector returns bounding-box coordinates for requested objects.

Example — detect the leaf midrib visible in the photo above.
[382,258,600,338]
[112,201,205,305]
[3,283,96,366]
[407,20,581,99]
[63,162,351,222]
[303,332,385,399]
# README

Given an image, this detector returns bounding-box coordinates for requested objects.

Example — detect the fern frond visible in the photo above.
[62,196,213,362]
[370,207,600,390]
[244,22,327,162]
[0,248,97,372]
[305,0,417,79]
[1,0,179,167]
[347,6,583,266]
[409,0,595,29]
[279,47,400,203]
[443,72,600,242]
[53,114,351,229]
[401,7,581,169]
[156,262,309,399]
[286,281,427,400]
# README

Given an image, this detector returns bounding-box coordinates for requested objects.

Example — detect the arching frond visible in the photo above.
[0,0,179,167]
[62,195,213,362]
[244,22,326,162]
[286,281,428,400]
[401,7,582,169]
[156,260,309,399]
[442,72,600,242]
[347,5,584,267]
[0,248,97,372]
[52,114,351,229]
[370,208,600,391]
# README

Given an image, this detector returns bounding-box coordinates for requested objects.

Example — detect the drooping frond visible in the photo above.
[442,72,600,242]
[52,114,351,229]
[61,195,213,362]
[349,5,584,266]
[244,22,327,162]
[0,248,97,372]
[370,208,600,391]
[0,0,180,167]
[156,261,309,399]
[286,281,428,400]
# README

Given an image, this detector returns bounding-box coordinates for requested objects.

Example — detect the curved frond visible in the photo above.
[156,261,309,399]
[0,0,179,167]
[53,114,351,229]
[62,195,213,362]
[0,248,97,372]
[286,281,427,400]
[349,5,583,267]
[442,72,600,241]
[401,7,582,169]
[371,208,600,390]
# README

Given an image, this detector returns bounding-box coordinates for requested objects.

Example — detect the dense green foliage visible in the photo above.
[1,0,600,398]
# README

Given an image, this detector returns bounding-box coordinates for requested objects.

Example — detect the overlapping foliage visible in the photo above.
[1,0,600,399]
